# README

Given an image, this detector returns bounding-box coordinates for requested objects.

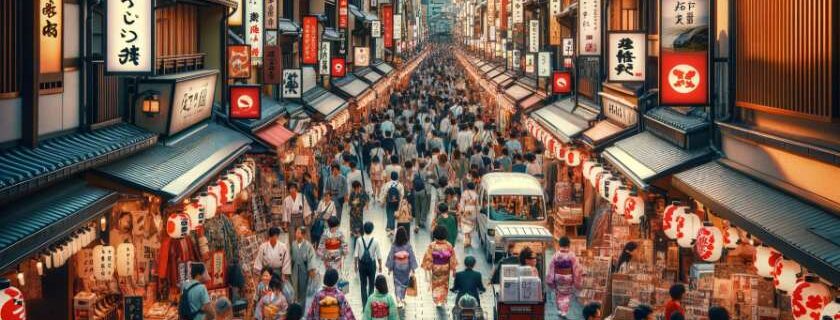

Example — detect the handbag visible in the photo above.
[406,275,417,297]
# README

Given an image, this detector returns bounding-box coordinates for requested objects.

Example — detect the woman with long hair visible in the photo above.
[422,225,458,307]
[385,227,418,308]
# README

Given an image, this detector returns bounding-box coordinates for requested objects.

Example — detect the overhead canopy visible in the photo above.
[372,61,395,75]
[322,28,342,41]
[673,161,840,285]
[485,67,504,80]
[504,83,533,102]
[0,180,118,272]
[520,93,546,110]
[332,74,371,98]
[95,122,251,205]
[603,131,713,189]
[255,122,296,149]
[349,4,364,19]
[530,98,591,143]
[491,72,512,85]
[231,95,299,132]
[354,67,383,85]
[278,18,301,36]
[582,120,636,150]
[480,63,496,74]
[303,86,348,119]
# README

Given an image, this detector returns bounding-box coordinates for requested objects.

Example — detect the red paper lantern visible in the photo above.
[565,149,582,167]
[694,223,724,262]
[662,203,687,240]
[623,193,645,224]
[821,296,840,320]
[676,212,702,248]
[166,213,191,239]
[587,166,604,187]
[755,245,781,278]
[790,275,831,320]
[0,279,26,320]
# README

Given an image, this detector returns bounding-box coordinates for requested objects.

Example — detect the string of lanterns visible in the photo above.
[329,110,351,131]
[299,123,329,149]
[523,117,582,166]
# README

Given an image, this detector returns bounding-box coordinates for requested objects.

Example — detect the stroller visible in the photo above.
[451,294,486,320]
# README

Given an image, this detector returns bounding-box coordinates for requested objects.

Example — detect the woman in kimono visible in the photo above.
[422,225,457,307]
[318,216,350,272]
[308,269,356,320]
[431,203,458,246]
[290,227,317,306]
[347,181,369,240]
[458,182,479,248]
[385,227,418,308]
[546,237,583,318]
[255,274,289,320]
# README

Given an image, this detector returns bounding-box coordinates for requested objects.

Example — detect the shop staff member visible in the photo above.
[255,227,292,281]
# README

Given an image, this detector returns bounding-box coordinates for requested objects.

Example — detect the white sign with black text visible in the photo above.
[608,32,646,82]
[282,69,303,98]
[394,14,402,40]
[106,0,153,73]
[528,20,539,52]
[169,73,218,134]
[319,41,331,74]
[525,54,535,74]
[371,20,381,38]
[537,52,551,77]
[578,0,601,56]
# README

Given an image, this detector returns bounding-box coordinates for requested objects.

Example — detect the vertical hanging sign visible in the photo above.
[578,0,601,56]
[660,0,709,105]
[338,0,349,29]
[608,33,646,82]
[319,41,331,74]
[394,14,403,40]
[382,5,394,48]
[263,46,282,84]
[331,57,346,78]
[553,71,572,94]
[282,69,302,98]
[265,0,277,29]
[40,0,62,75]
[371,20,381,38]
[537,52,551,77]
[354,48,370,67]
[228,44,252,79]
[528,19,539,52]
[548,0,561,45]
[499,0,508,31]
[106,0,153,74]
[562,38,574,57]
[246,0,264,64]
[512,0,524,24]
[302,16,318,65]
[525,54,535,73]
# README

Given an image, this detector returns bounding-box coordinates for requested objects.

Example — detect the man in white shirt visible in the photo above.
[354,222,383,306]
[456,123,475,154]
[254,227,291,281]
[345,161,364,194]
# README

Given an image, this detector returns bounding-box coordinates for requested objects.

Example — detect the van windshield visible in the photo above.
[488,195,545,221]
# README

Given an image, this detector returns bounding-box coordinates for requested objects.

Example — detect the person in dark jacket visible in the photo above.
[450,256,486,305]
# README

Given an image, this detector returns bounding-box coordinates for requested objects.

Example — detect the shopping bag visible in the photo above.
[406,275,417,297]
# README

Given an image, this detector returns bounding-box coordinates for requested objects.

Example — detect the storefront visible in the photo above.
[331,73,372,128]
[492,71,519,131]
[371,60,396,106]
[301,69,350,132]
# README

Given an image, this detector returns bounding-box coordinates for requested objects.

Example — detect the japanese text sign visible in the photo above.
[382,5,393,48]
[246,0,264,63]
[371,20,381,38]
[265,0,277,29]
[578,0,601,56]
[394,14,402,40]
[513,0,524,24]
[302,16,319,65]
[40,0,62,74]
[263,46,282,84]
[170,73,218,134]
[608,33,646,82]
[282,69,302,98]
[228,44,252,79]
[528,19,539,52]
[660,0,709,105]
[331,57,346,78]
[106,0,153,74]
[339,0,349,28]
[553,71,572,94]
[319,41,331,74]
[537,52,551,77]
[499,0,508,31]
[525,54,535,73]
[549,0,561,45]
[230,85,262,120]
[562,38,574,57]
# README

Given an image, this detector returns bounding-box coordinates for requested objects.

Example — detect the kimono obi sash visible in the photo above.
[324,238,342,251]
[370,301,390,318]
[318,295,341,319]
[394,250,410,264]
[432,249,452,265]
[553,258,574,275]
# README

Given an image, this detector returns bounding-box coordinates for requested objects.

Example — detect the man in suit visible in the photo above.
[450,256,486,306]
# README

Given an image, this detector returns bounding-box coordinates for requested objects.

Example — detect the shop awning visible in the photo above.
[372,61,395,75]
[504,83,533,102]
[94,122,251,205]
[349,4,364,19]
[530,98,590,143]
[603,131,713,188]
[322,28,342,41]
[581,120,636,150]
[255,122,296,149]
[363,11,379,22]
[480,63,496,74]
[231,95,298,132]
[673,161,840,285]
[0,123,157,203]
[485,67,504,80]
[354,67,383,85]
[520,93,546,110]
[0,179,118,272]
[278,18,301,36]
[303,86,348,119]
[491,72,512,85]
[332,74,371,98]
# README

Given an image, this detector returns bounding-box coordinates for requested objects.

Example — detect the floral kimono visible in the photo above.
[458,189,478,246]
[545,248,583,316]
[318,228,350,271]
[385,244,418,300]
[421,240,457,304]
[255,291,289,320]
[348,191,369,237]
[307,286,356,320]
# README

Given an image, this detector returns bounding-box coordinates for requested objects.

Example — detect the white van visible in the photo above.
[476,172,547,263]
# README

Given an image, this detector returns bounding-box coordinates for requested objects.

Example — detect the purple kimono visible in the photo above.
[385,244,418,299]
[545,249,582,316]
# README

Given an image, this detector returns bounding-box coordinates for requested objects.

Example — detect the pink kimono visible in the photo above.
[545,249,582,316]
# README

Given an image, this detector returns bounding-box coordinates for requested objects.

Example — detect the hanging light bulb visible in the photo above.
[16,271,25,286]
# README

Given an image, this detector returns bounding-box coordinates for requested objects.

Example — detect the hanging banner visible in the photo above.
[282,69,302,98]
[319,41,331,74]
[499,0,508,31]
[528,19,539,53]
[394,14,403,40]
[489,26,496,41]
[106,0,153,74]
[229,0,243,26]
[39,0,62,74]
[265,0,277,29]
[537,52,551,77]
[263,46,282,84]
[302,16,318,65]
[354,47,370,67]
[525,54,535,74]
[578,0,601,56]
[661,0,709,105]
[553,71,572,94]
[382,5,393,48]
[562,38,574,57]
[511,49,520,70]
[512,0,524,24]
[608,32,646,82]
[227,44,252,79]
[229,85,262,120]
[246,0,264,63]
[338,0,349,29]
[331,57,346,78]
[548,0,562,45]
[371,20,381,38]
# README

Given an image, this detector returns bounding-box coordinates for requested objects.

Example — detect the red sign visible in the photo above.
[552,71,572,94]
[382,5,393,48]
[230,85,262,119]
[331,57,346,78]
[338,0,348,28]
[263,46,282,84]
[227,44,251,79]
[500,0,508,31]
[302,16,319,65]
[660,50,708,105]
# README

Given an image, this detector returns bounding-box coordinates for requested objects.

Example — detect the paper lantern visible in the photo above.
[115,243,135,277]
[662,203,688,240]
[582,160,597,178]
[226,172,242,196]
[623,193,645,224]
[821,296,840,320]
[166,213,191,239]
[694,223,724,262]
[565,149,582,167]
[553,143,564,160]
[722,223,740,249]
[92,245,115,281]
[217,179,231,204]
[607,180,624,205]
[234,166,249,189]
[602,177,621,201]
[221,179,235,203]
[199,192,217,219]
[676,212,702,248]
[596,172,613,197]
[588,166,604,187]
[184,199,205,230]
[0,279,26,320]
[774,258,803,293]
[790,275,831,320]
[754,245,782,278]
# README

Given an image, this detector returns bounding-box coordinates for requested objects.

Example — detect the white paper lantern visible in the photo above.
[662,203,688,240]
[199,192,217,219]
[208,184,223,206]
[790,275,831,320]
[221,179,235,203]
[596,173,613,197]
[774,258,803,293]
[582,160,597,178]
[722,223,740,249]
[676,212,702,248]
[608,181,624,206]
[602,178,621,201]
[694,223,724,262]
[184,199,205,230]
[92,245,115,281]
[612,187,630,209]
[226,172,242,197]
[565,149,582,167]
[588,166,604,187]
[821,296,840,320]
[0,279,27,320]
[754,245,782,278]
[115,243,135,277]
[166,213,191,239]
[234,166,250,188]
[623,193,645,224]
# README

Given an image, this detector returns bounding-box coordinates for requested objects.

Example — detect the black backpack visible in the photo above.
[386,182,401,210]
[178,282,203,320]
[359,238,376,274]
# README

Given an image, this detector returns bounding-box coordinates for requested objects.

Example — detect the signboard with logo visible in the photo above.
[528,20,539,52]
[319,41,331,74]
[263,46,282,84]
[371,20,381,38]
[338,0,348,28]
[660,0,709,105]
[331,57,346,78]
[355,48,370,67]
[382,5,393,48]
[282,69,302,98]
[169,73,218,134]
[608,32,646,82]
[265,0,277,29]
[578,0,601,56]
[394,14,403,40]
[228,45,251,79]
[230,85,262,120]
[553,71,571,94]
[246,0,264,63]
[537,52,551,77]
[40,0,62,75]
[513,0,524,24]
[549,0,562,45]
[302,16,318,65]
[602,93,638,127]
[106,0,153,74]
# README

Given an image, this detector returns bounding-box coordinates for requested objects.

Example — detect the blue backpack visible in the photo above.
[386,182,401,210]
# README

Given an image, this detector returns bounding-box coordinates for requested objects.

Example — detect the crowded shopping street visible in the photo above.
[2,0,840,319]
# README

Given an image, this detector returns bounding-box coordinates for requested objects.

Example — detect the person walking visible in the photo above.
[348,181,369,240]
[354,222,383,307]
[254,274,289,320]
[282,183,311,234]
[254,227,291,281]
[308,269,356,320]
[379,171,404,235]
[546,236,583,318]
[395,197,413,241]
[324,164,348,220]
[411,169,431,233]
[450,256,486,305]
[180,262,216,320]
[317,216,350,271]
[370,156,383,199]
[361,275,399,320]
[290,227,317,306]
[385,227,418,308]
[458,182,479,248]
[422,225,458,308]
[432,203,458,246]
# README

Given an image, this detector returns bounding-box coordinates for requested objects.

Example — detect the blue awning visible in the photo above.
[603,131,713,188]
[333,74,371,98]
[349,4,364,19]
[323,28,342,42]
[95,122,251,204]
[302,86,348,120]
[673,161,840,285]
[354,67,383,85]
[0,179,118,272]
[530,98,591,143]
[372,61,395,75]
[0,123,157,203]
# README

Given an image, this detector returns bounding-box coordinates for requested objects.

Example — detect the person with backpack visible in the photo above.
[362,275,399,320]
[310,192,336,245]
[179,262,216,320]
[411,167,431,233]
[354,222,383,306]
[307,268,356,320]
[378,171,404,235]
[546,236,583,318]
[254,274,289,320]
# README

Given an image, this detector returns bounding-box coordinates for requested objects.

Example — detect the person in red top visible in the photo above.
[664,284,686,320]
